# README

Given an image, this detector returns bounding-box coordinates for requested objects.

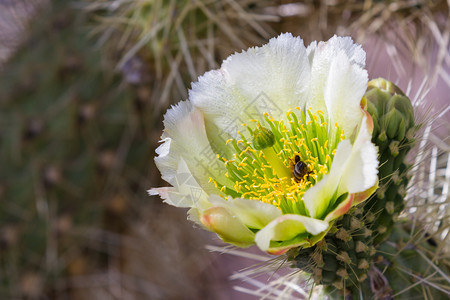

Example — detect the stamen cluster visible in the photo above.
[211,108,345,215]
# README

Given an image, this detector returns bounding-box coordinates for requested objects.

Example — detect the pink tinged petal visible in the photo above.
[208,196,282,230]
[254,214,329,253]
[268,249,290,255]
[324,194,354,223]
[363,109,374,134]
[353,180,379,205]
[201,206,255,247]
[325,180,379,223]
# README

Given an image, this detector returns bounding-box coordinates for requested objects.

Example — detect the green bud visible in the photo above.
[384,108,403,139]
[371,116,380,138]
[329,226,339,234]
[388,94,414,128]
[252,126,275,150]
[367,78,405,96]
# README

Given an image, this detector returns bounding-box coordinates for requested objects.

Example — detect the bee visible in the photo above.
[293,155,310,182]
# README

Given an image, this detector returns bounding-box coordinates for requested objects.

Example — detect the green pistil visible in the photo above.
[262,147,292,180]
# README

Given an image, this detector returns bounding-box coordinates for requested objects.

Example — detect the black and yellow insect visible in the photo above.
[293,155,310,182]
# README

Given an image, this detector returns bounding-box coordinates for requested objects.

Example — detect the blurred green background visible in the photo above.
[0,1,448,299]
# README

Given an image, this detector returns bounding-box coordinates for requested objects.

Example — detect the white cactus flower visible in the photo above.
[150,33,379,254]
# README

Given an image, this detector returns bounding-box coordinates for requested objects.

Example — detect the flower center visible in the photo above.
[210,108,344,215]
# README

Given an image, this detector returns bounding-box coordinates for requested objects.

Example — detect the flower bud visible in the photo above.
[388,94,414,128]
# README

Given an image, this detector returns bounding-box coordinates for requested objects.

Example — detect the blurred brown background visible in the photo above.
[0,1,448,299]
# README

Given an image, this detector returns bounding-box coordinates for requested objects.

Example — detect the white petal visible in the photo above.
[306,35,367,124]
[209,195,282,229]
[155,101,232,194]
[149,159,210,209]
[254,214,329,252]
[154,138,178,185]
[325,35,366,67]
[308,36,365,67]
[306,41,317,64]
[190,33,310,138]
[187,207,202,225]
[189,69,248,140]
[339,115,379,193]
[324,51,368,137]
[222,33,311,118]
